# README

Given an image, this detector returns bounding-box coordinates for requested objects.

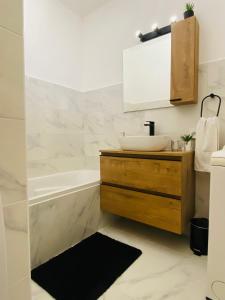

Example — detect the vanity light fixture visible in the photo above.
[135,30,143,39]
[151,23,159,32]
[137,23,171,43]
[170,15,178,23]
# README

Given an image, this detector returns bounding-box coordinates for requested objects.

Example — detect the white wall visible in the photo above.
[25,0,225,92]
[24,0,83,91]
[82,0,225,91]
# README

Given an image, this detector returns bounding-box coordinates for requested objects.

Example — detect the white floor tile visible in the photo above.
[31,281,54,300]
[31,217,207,300]
[99,218,207,300]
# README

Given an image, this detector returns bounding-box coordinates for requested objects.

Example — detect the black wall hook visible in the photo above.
[200,93,222,117]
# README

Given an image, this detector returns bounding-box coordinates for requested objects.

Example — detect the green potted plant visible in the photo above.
[181,132,195,151]
[184,3,195,19]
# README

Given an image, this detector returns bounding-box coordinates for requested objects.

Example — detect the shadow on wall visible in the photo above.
[195,172,210,218]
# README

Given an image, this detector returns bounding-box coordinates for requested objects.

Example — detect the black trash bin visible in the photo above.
[190,218,209,256]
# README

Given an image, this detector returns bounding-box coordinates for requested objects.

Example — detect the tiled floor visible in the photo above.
[32,218,207,300]
[31,281,54,300]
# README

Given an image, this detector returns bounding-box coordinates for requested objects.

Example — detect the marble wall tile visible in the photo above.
[26,77,85,177]
[26,59,225,218]
[0,0,23,35]
[195,172,210,218]
[199,60,225,147]
[4,201,30,286]
[0,27,24,119]
[0,118,27,206]
[0,6,31,298]
[27,156,87,178]
[29,185,101,268]
[8,275,31,300]
[26,77,84,134]
[47,156,86,172]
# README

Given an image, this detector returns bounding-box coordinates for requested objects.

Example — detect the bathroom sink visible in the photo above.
[119,135,171,151]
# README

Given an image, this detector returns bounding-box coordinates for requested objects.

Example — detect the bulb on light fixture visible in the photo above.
[135,30,142,38]
[170,16,177,23]
[151,23,158,31]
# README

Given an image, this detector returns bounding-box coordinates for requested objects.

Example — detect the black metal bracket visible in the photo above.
[200,93,222,117]
[139,25,171,43]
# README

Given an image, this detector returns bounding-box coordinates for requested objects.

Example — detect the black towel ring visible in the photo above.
[200,93,222,117]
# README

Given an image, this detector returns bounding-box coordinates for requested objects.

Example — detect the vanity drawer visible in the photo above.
[100,156,182,196]
[101,185,182,234]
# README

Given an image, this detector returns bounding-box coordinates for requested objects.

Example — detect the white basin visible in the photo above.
[119,135,171,151]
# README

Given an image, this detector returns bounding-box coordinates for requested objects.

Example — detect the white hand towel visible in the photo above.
[195,116,219,172]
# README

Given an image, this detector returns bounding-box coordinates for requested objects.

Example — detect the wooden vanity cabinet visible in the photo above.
[100,150,195,235]
[170,16,199,105]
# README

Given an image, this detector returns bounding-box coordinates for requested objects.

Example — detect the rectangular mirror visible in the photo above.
[123,34,172,112]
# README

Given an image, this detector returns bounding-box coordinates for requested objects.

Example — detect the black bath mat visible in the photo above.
[31,232,142,300]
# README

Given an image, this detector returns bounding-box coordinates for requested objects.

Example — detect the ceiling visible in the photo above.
[61,0,110,16]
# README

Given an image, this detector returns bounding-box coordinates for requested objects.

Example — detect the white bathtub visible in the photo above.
[28,170,102,268]
[28,170,100,204]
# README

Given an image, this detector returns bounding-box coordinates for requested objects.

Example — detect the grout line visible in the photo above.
[25,75,122,94]
[0,24,22,37]
[27,58,225,94]
[3,199,28,209]
[0,115,24,121]
[25,76,82,93]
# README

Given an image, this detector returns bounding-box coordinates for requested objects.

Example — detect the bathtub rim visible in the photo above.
[29,183,100,206]
[28,169,100,181]
[28,170,100,205]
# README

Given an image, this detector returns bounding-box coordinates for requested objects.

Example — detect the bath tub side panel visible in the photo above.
[29,185,100,269]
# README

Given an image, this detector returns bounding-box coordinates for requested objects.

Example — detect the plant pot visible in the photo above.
[184,141,192,151]
[184,10,194,19]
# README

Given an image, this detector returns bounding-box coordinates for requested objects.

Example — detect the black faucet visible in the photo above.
[144,121,155,136]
